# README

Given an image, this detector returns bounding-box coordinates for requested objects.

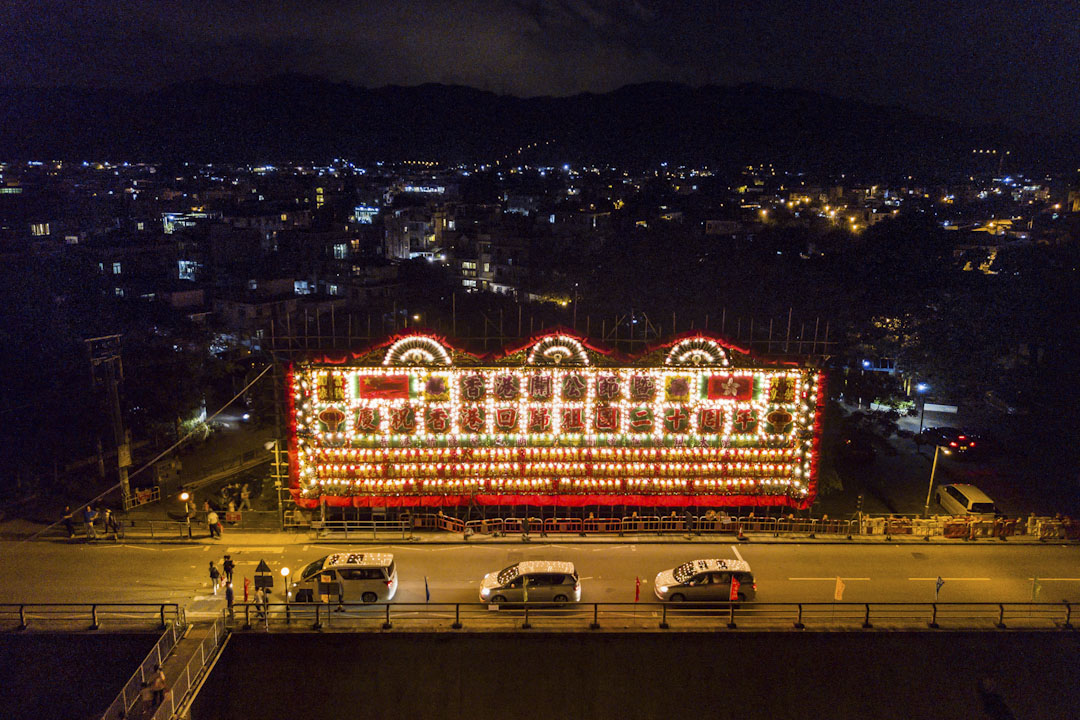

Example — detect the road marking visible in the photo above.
[731,545,744,562]
[908,577,991,581]
[1027,578,1080,581]
[302,545,309,551]
[789,577,870,581]
[203,546,209,551]
[226,547,283,553]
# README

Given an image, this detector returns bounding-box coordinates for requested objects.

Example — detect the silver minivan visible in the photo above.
[935,484,998,518]
[654,558,756,602]
[479,561,581,605]
[291,552,398,603]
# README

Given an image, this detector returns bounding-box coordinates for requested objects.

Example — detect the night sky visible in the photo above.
[2,1,1078,131]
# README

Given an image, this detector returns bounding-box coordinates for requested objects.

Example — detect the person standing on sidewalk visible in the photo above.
[82,506,98,540]
[207,509,219,538]
[102,509,119,540]
[209,561,221,595]
[225,581,235,619]
[222,555,235,583]
[62,507,75,538]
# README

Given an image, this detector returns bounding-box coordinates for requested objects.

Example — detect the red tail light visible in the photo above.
[970,441,976,447]
[752,582,758,591]
[949,441,958,447]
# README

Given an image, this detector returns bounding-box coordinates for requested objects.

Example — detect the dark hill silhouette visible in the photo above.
[0,75,1074,171]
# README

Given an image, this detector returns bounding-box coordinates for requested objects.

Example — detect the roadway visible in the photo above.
[2,539,1078,613]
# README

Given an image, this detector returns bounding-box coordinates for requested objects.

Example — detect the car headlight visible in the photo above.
[480,587,490,598]
[659,586,669,594]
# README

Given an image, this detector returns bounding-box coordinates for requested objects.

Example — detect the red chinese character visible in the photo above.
[494,375,519,400]
[595,406,619,432]
[460,406,485,433]
[630,375,656,401]
[460,374,486,401]
[528,407,552,433]
[528,374,553,400]
[355,407,379,433]
[390,406,416,433]
[561,407,585,432]
[425,408,449,434]
[596,375,621,401]
[629,407,653,432]
[733,408,757,433]
[664,406,689,433]
[495,407,519,431]
[562,374,587,400]
[698,408,723,433]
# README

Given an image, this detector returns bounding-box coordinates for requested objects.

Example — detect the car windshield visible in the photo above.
[673,562,698,584]
[300,557,326,580]
[970,502,996,513]
[496,564,520,585]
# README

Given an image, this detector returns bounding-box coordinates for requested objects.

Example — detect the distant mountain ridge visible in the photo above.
[0,75,1074,171]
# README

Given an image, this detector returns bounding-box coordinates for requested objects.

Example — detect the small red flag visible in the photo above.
[635,576,640,602]
[730,575,741,602]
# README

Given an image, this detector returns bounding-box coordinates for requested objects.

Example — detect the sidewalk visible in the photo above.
[26,526,1077,547]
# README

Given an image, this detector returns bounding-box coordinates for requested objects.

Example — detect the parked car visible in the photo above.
[934,484,998,518]
[654,558,756,602]
[479,561,580,605]
[984,390,1030,416]
[291,552,398,603]
[916,427,978,456]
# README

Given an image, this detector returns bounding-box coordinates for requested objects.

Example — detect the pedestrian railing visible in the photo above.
[101,614,188,720]
[228,600,1075,633]
[0,602,184,631]
[310,519,413,540]
[150,612,230,720]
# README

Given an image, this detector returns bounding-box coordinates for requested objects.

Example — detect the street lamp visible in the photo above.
[280,566,291,600]
[923,444,951,517]
[916,383,931,436]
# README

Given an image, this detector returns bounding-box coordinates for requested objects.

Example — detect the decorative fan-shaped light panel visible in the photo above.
[665,337,729,367]
[383,336,452,366]
[526,335,589,365]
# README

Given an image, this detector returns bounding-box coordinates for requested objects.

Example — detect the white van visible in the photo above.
[935,484,998,519]
[291,552,398,603]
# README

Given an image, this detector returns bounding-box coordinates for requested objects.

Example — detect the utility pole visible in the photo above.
[86,335,131,507]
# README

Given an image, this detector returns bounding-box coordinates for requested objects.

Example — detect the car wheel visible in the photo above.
[553,594,568,604]
[361,592,378,603]
[297,589,311,603]
[491,594,507,604]
[669,593,685,602]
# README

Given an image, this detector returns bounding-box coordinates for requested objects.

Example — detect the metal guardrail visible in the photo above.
[310,519,413,540]
[0,602,183,631]
[150,612,230,720]
[101,616,188,720]
[230,601,1075,632]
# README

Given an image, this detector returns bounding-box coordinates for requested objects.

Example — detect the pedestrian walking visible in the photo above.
[62,506,75,538]
[222,555,235,583]
[103,509,119,540]
[207,510,219,538]
[239,483,253,511]
[225,581,235,619]
[82,506,98,540]
[209,561,221,595]
[253,587,265,618]
[150,664,167,705]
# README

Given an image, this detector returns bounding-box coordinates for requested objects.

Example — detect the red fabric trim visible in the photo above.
[285,364,300,490]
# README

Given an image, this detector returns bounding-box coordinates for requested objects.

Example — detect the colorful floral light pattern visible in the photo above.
[290,333,824,509]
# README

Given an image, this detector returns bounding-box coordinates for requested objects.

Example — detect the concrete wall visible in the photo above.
[192,631,1080,720]
[0,633,157,720]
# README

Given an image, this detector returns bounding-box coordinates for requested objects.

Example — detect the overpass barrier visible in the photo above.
[230,600,1075,633]
[0,602,184,632]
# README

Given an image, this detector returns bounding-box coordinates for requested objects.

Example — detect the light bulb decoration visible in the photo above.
[289,333,824,510]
